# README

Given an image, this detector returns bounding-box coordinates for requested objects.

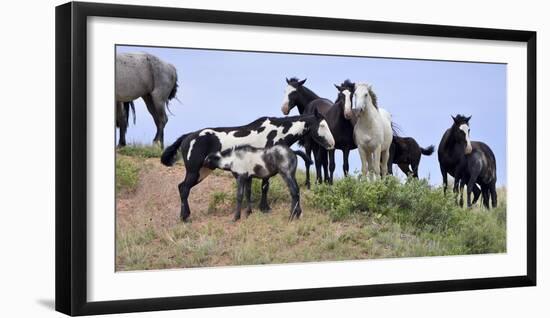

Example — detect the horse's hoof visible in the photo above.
[180,216,191,223]
[232,216,241,222]
[260,206,271,213]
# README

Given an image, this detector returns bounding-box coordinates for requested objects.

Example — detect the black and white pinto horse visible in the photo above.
[161,112,335,222]
[281,78,333,187]
[438,115,483,205]
[388,136,435,178]
[204,145,312,221]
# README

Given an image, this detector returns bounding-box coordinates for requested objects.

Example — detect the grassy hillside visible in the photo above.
[115,145,506,271]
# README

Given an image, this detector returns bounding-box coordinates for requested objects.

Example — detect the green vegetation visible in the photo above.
[115,156,140,193]
[117,143,163,158]
[309,176,506,255]
[115,145,506,271]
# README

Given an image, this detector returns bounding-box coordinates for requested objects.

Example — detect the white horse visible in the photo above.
[344,83,393,179]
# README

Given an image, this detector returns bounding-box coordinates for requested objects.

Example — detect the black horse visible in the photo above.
[459,141,498,208]
[388,136,434,178]
[161,111,335,222]
[281,78,333,187]
[324,80,358,183]
[438,114,482,204]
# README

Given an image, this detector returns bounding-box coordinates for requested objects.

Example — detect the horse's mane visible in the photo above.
[288,77,320,100]
[367,86,378,108]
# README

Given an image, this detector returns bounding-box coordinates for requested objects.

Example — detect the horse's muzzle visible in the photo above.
[281,102,290,115]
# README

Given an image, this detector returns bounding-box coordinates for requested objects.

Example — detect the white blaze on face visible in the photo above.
[342,89,353,119]
[281,85,296,115]
[352,84,370,116]
[459,123,472,154]
[318,119,335,149]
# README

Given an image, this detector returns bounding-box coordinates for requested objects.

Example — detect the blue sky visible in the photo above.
[116,45,507,186]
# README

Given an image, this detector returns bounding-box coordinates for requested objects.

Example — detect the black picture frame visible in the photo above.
[55,1,537,316]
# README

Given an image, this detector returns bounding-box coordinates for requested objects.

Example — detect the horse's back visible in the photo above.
[471,141,497,183]
[116,53,155,101]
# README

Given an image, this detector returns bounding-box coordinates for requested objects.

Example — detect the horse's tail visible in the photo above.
[421,145,435,156]
[161,132,190,166]
[391,121,402,137]
[165,73,178,116]
[293,150,313,166]
[123,101,136,125]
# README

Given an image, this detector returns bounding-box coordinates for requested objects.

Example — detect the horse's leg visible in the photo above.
[116,102,128,148]
[259,178,271,212]
[481,185,490,209]
[440,166,448,196]
[472,184,482,205]
[280,172,301,220]
[320,148,329,183]
[233,176,245,222]
[387,143,395,175]
[458,178,465,207]
[245,177,253,217]
[304,141,312,189]
[411,157,420,178]
[312,145,323,184]
[380,149,390,177]
[398,164,411,177]
[177,170,200,222]
[358,146,368,177]
[372,145,382,179]
[143,94,168,148]
[328,149,335,185]
[342,148,350,177]
[490,182,498,208]
[466,171,481,208]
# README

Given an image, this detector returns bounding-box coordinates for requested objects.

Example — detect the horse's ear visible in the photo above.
[451,115,457,123]
[334,84,342,91]
[298,78,307,86]
[466,116,472,123]
[286,77,290,84]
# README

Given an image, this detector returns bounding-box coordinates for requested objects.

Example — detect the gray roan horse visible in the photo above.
[115,52,178,148]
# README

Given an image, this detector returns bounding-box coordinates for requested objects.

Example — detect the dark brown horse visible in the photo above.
[388,136,434,178]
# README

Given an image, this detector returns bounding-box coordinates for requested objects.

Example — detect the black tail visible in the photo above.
[165,74,178,116]
[293,150,313,166]
[421,145,435,156]
[160,132,189,166]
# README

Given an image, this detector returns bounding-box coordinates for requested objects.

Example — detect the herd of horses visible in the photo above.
[116,52,498,223]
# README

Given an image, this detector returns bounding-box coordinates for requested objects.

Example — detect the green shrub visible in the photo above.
[116,157,140,193]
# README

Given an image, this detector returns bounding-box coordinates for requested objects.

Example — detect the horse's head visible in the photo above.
[307,109,335,150]
[451,114,473,155]
[349,83,377,119]
[335,79,355,118]
[204,150,233,171]
[281,77,306,115]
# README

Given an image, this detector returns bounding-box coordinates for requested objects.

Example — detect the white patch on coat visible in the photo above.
[281,85,296,114]
[317,119,335,149]
[199,119,306,151]
[219,150,267,176]
[342,89,352,114]
[459,124,472,154]
[187,139,196,160]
